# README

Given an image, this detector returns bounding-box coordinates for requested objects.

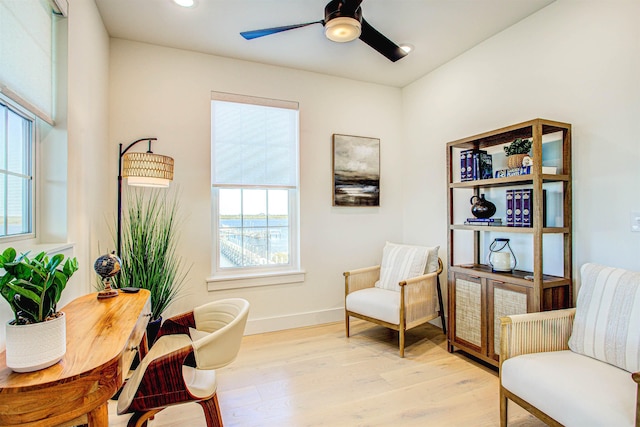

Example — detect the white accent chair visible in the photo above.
[500,263,640,426]
[344,242,445,357]
[117,298,250,427]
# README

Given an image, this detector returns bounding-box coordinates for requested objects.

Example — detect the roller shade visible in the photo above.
[211,92,299,188]
[0,0,57,124]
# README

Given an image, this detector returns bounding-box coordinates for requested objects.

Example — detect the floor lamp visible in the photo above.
[117,137,174,259]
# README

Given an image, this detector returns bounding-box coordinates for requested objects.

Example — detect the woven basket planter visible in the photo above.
[5,313,66,372]
[507,153,528,169]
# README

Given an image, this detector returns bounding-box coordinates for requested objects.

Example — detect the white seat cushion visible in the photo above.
[183,365,217,398]
[346,287,399,325]
[502,350,636,427]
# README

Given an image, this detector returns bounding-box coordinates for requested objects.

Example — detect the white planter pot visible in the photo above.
[5,312,66,372]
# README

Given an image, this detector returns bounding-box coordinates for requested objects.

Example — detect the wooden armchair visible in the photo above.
[344,242,445,357]
[117,298,250,427]
[500,263,640,426]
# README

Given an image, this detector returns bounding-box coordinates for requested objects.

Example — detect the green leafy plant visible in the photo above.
[116,188,189,321]
[504,138,533,156]
[0,248,78,325]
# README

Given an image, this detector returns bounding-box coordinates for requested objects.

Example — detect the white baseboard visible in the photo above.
[244,308,447,336]
[244,307,344,335]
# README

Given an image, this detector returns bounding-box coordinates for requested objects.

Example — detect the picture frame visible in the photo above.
[332,134,380,207]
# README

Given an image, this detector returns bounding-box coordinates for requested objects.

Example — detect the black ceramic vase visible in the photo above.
[470,194,496,219]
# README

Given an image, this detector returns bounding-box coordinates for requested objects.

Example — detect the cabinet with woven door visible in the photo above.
[446,119,573,367]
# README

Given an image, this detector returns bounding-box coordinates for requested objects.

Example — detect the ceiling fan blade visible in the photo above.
[359,18,407,62]
[240,21,323,40]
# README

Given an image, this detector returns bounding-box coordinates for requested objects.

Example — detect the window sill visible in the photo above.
[207,269,306,291]
[2,240,74,256]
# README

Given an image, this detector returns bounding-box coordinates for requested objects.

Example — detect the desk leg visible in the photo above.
[87,402,109,427]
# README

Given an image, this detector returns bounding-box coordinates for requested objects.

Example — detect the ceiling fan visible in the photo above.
[240,0,408,62]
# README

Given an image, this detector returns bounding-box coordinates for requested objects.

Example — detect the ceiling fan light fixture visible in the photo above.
[399,44,414,54]
[172,0,196,8]
[325,17,362,43]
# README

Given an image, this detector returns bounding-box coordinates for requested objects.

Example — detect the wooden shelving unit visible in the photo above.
[446,118,572,366]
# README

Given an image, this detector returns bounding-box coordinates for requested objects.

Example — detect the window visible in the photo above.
[0,96,34,239]
[0,0,65,244]
[211,92,299,280]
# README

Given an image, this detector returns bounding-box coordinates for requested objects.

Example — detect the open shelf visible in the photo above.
[446,118,573,366]
[449,264,571,288]
[450,224,570,234]
[450,174,570,188]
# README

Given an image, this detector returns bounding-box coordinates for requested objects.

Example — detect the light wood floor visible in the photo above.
[108,320,546,426]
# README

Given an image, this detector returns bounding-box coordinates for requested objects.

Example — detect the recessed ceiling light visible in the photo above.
[173,0,196,7]
[399,44,414,54]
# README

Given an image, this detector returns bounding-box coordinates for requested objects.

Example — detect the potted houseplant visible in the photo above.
[116,188,189,346]
[0,248,78,372]
[504,137,533,168]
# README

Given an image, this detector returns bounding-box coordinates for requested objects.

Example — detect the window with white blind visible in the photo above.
[210,92,300,283]
[0,0,65,243]
[0,96,34,239]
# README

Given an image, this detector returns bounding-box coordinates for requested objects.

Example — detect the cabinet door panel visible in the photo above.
[454,276,484,350]
[489,281,530,361]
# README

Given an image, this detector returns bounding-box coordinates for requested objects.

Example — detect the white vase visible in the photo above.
[5,312,66,373]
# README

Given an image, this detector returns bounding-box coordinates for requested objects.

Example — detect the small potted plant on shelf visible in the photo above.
[0,247,79,372]
[504,138,533,169]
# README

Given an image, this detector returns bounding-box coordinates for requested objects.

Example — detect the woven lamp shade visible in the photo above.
[123,152,174,187]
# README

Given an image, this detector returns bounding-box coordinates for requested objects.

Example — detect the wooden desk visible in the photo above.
[0,290,151,426]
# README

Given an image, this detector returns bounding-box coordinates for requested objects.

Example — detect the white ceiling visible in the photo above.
[94,0,555,88]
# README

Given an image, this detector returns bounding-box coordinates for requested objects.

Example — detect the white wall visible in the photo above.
[109,40,405,332]
[66,0,111,292]
[402,0,640,302]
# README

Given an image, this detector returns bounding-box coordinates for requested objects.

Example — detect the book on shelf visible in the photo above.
[460,151,467,181]
[460,149,493,181]
[463,150,474,181]
[494,165,558,178]
[464,218,503,226]
[494,166,531,178]
[473,151,493,180]
[465,218,502,223]
[521,189,532,227]
[505,189,547,227]
[506,189,514,225]
[513,190,523,226]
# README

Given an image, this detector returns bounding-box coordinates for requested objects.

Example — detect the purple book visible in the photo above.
[513,189,523,227]
[522,189,532,228]
[506,189,514,226]
[460,150,469,181]
[465,150,473,181]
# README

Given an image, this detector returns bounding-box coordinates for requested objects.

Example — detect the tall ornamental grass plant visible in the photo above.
[117,188,189,320]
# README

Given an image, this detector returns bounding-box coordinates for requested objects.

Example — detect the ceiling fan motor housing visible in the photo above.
[324,0,363,42]
[324,0,362,24]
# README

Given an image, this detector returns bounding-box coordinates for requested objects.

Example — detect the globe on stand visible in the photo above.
[94,251,121,299]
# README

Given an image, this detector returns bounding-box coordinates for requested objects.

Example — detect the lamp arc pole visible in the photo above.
[117,137,157,258]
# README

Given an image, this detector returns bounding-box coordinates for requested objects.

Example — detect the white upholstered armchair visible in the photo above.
[500,263,640,426]
[344,242,445,357]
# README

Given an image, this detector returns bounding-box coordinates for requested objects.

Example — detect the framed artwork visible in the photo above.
[332,134,380,207]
